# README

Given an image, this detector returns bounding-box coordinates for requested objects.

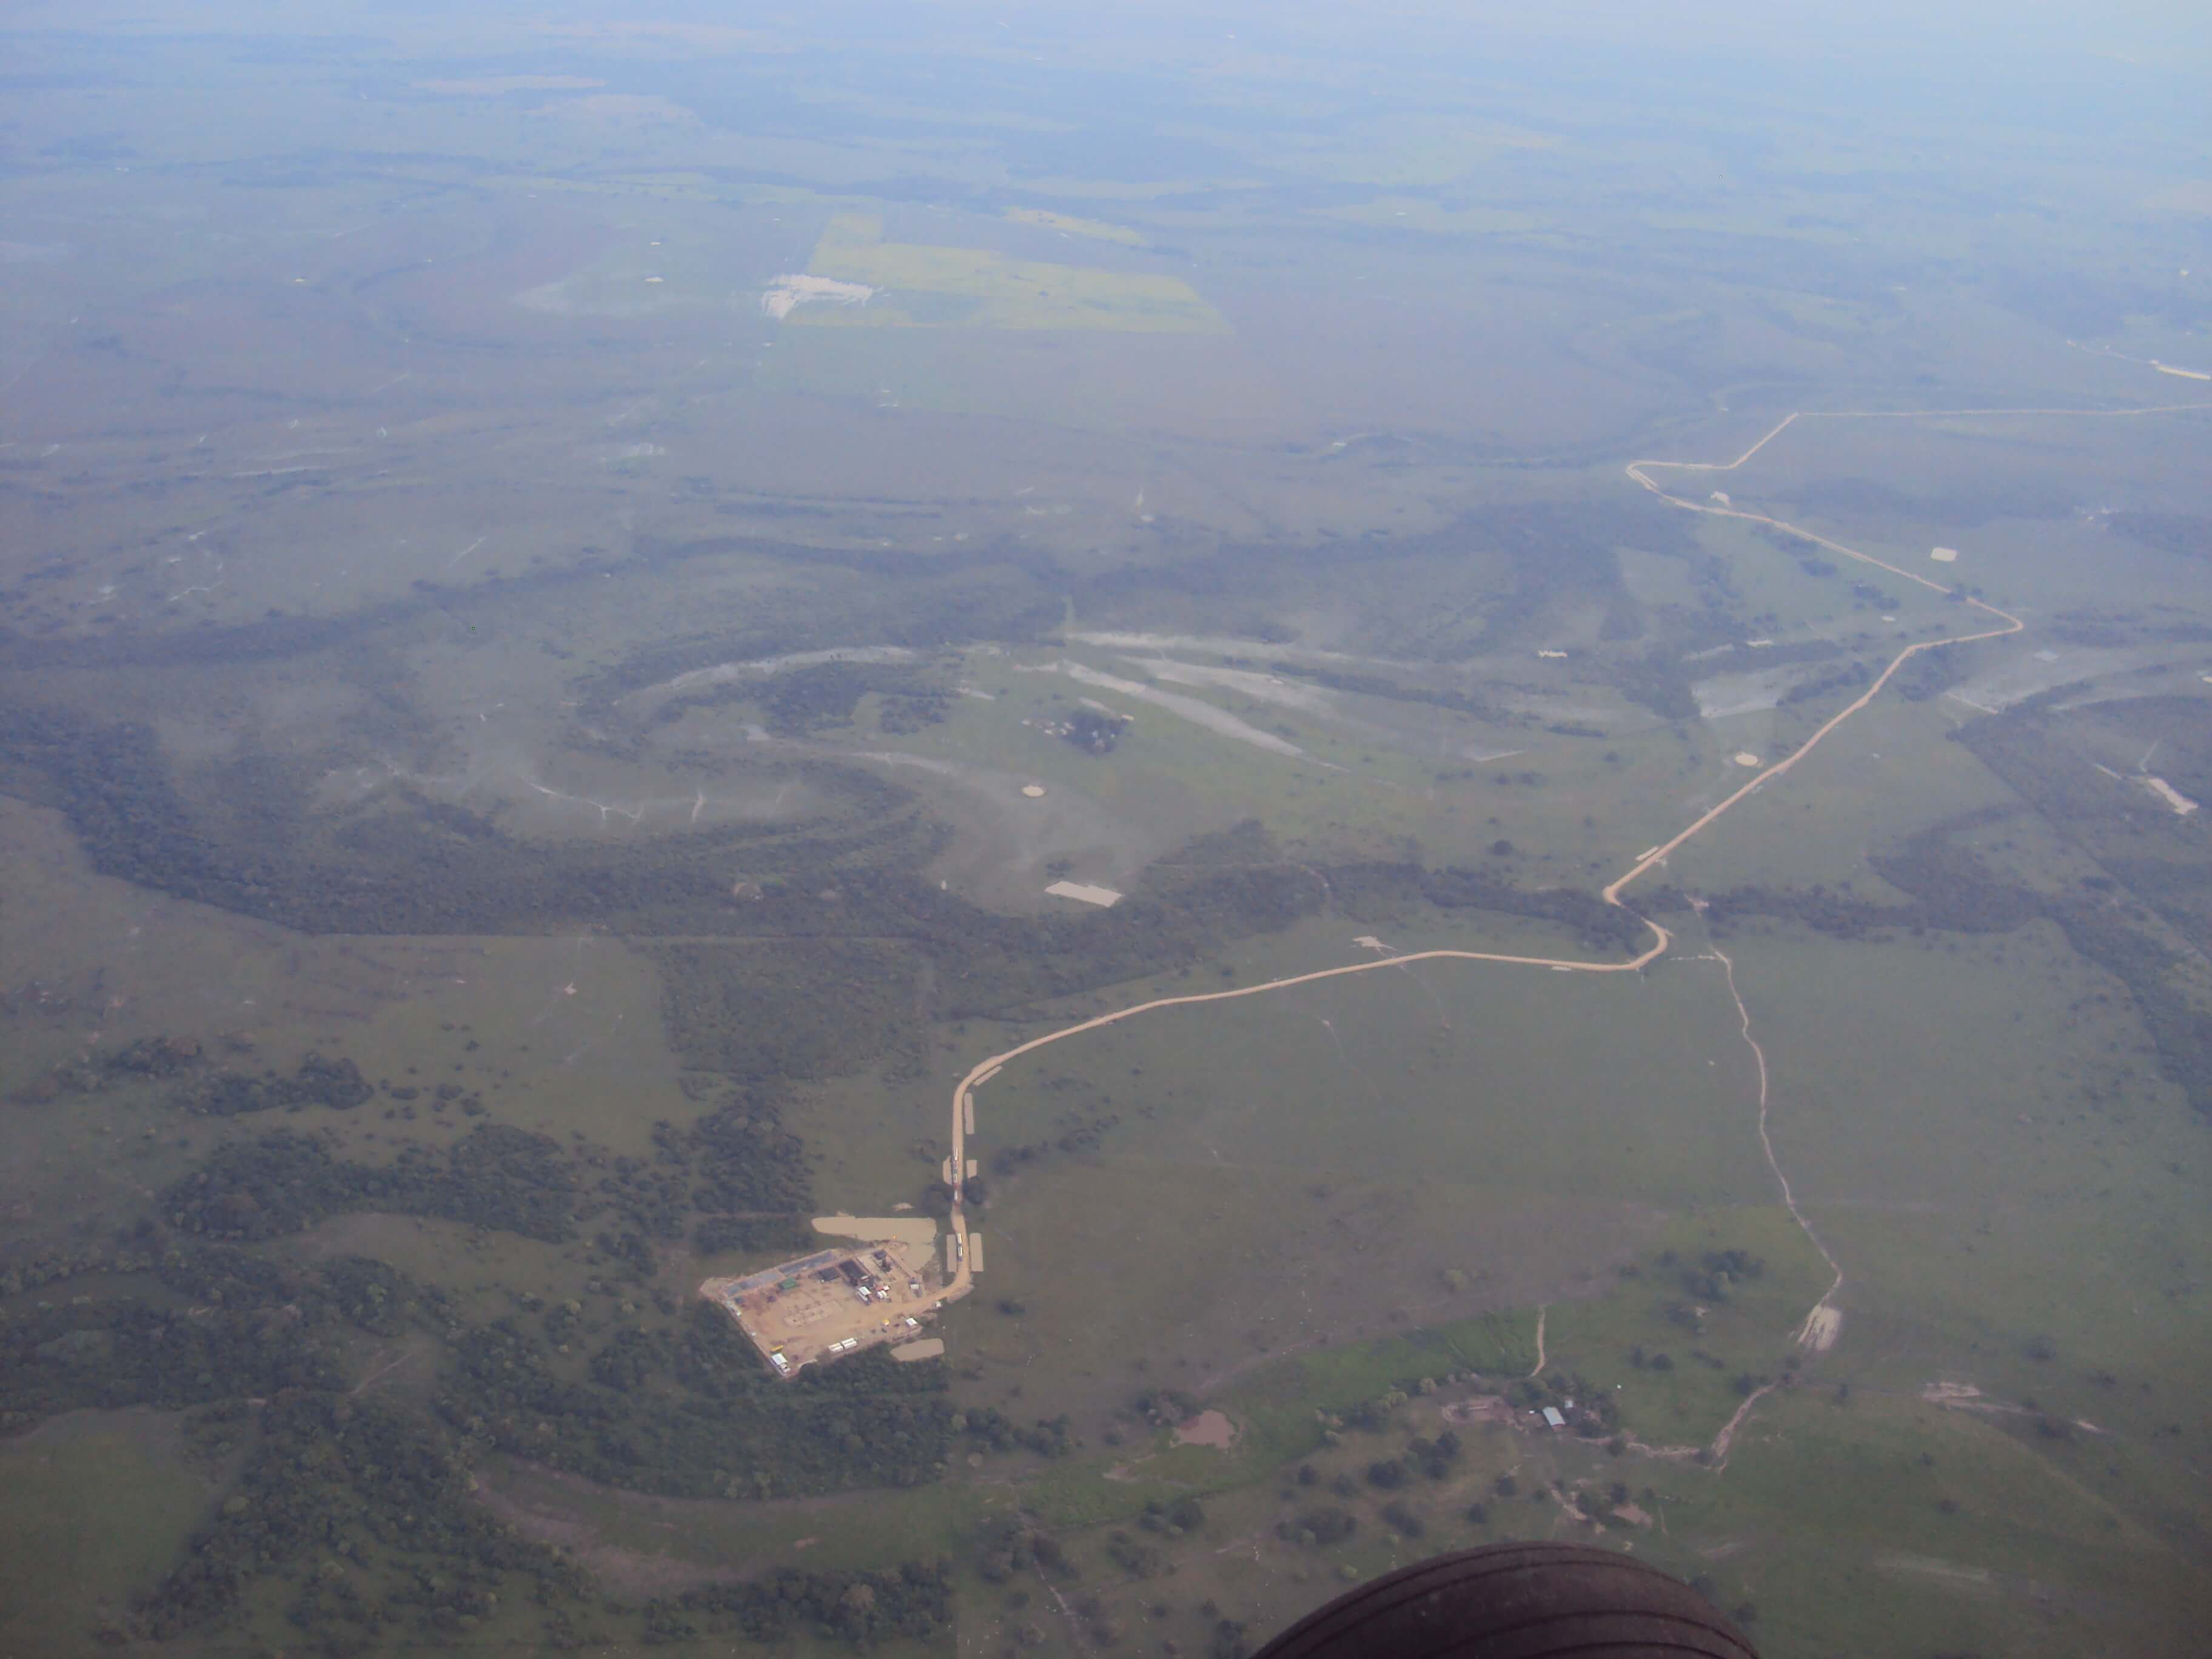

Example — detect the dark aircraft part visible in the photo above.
[1250,1541,1760,1658]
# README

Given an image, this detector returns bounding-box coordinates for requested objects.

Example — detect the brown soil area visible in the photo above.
[1173,1409,1237,1449]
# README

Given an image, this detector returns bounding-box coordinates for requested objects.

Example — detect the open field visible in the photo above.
[798,213,1226,332]
[1002,208,1150,246]
[3,7,2212,1656]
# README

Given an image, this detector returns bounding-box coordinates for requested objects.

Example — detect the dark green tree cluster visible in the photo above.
[1778,660,1872,706]
[2105,511,2209,560]
[1137,1493,1205,1534]
[163,1124,577,1242]
[0,1247,450,1432]
[1418,865,1648,954]
[140,1391,587,1641]
[1606,648,1700,722]
[0,706,267,910]
[0,1238,574,1646]
[1891,647,1970,703]
[436,1309,952,1500]
[954,1405,1075,1457]
[1064,708,1130,754]
[1677,1249,1764,1304]
[104,1035,206,1078]
[1849,580,1903,610]
[1706,811,2043,942]
[680,1091,819,1213]
[1134,1387,1200,1426]
[167,1051,373,1116]
[650,1561,953,1647]
[970,1514,1071,1584]
[1406,1427,1463,1480]
[1379,1498,1427,1538]
[1106,1532,1170,1578]
[1277,1507,1358,1547]
[2,1271,338,1431]
[654,937,927,1081]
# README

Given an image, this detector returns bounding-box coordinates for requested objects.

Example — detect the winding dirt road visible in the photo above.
[937,404,2204,1356]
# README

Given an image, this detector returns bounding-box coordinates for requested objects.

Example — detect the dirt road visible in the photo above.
[940,401,2202,1328]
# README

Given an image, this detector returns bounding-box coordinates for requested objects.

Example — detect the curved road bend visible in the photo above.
[939,403,2205,1307]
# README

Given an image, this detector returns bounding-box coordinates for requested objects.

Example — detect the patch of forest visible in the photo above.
[438,1309,956,1500]
[0,1241,952,1651]
[159,1084,819,1254]
[642,1563,953,1649]
[2105,511,2210,560]
[651,939,925,1082]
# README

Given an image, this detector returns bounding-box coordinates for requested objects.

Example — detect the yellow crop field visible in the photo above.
[1004,206,1150,246]
[797,213,1224,332]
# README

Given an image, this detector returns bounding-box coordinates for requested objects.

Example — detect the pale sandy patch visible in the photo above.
[812,1214,937,1250]
[1734,751,1762,767]
[1021,783,1047,798]
[1045,880,1122,907]
[762,273,874,320]
[1796,1304,1842,1352]
[1930,546,1959,563]
[1173,1409,1237,1449]
[1874,1554,1996,1592]
[890,1338,946,1362]
[1922,1381,1985,1406]
[1133,657,1339,716]
[2140,776,2200,816]
[644,645,917,699]
[1057,662,1307,758]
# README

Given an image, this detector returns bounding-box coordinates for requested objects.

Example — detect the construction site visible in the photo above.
[700,1236,947,1380]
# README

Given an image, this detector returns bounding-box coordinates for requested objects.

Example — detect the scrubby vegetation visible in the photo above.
[437,1309,954,1500]
[0,1235,957,1648]
[163,1124,580,1242]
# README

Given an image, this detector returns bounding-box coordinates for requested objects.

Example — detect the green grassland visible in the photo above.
[5,12,2212,1658]
[1003,207,1151,246]
[1310,198,1546,235]
[799,213,1227,333]
[0,1414,220,1655]
[929,1252,2205,1659]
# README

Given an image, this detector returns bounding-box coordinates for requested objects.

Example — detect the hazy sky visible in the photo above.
[9,0,2212,64]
